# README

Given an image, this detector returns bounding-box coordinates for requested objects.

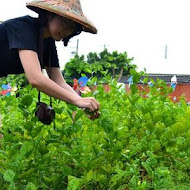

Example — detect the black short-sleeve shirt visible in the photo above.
[0,15,60,77]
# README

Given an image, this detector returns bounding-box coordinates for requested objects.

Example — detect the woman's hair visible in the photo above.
[38,10,82,46]
[38,9,51,27]
[62,24,82,46]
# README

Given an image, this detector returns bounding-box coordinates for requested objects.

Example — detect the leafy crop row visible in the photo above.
[0,72,190,189]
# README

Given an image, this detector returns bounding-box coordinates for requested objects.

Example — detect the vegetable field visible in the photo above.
[0,72,190,190]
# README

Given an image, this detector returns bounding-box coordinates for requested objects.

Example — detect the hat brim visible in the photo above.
[26,2,97,34]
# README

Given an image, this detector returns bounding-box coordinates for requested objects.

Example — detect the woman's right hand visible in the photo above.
[75,97,100,112]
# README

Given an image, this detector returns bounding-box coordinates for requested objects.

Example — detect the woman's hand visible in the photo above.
[75,97,100,112]
[72,98,100,121]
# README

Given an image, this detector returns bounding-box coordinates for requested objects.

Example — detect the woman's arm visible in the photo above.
[45,67,79,96]
[46,67,100,120]
[19,50,99,111]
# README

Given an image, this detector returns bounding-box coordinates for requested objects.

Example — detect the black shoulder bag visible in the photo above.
[35,28,55,125]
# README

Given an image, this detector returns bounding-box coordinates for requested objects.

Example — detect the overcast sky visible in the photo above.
[1,0,190,74]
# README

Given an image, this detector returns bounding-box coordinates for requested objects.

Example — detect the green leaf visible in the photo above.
[25,182,37,190]
[3,169,15,182]
[130,84,138,94]
[21,95,33,107]
[81,73,87,77]
[130,175,138,187]
[74,110,83,122]
[86,170,93,182]
[143,77,149,84]
[100,70,108,76]
[84,68,92,73]
[67,176,81,190]
[9,182,15,190]
[20,141,33,157]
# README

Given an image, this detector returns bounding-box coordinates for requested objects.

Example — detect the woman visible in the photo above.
[0,0,100,118]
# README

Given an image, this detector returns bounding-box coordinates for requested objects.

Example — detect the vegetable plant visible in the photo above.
[0,71,189,190]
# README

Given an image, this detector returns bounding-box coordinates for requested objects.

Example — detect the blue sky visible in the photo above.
[1,0,190,74]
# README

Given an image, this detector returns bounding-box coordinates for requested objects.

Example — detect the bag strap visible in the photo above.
[38,27,53,107]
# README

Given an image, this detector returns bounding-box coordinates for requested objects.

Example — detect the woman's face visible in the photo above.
[47,15,76,41]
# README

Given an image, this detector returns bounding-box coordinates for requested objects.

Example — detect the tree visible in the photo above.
[63,49,134,82]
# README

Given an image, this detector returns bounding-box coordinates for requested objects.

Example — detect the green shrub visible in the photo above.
[0,72,189,189]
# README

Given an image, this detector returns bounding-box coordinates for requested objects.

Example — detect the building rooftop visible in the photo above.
[120,74,190,84]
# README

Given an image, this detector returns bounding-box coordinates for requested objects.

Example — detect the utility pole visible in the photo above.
[100,44,109,50]
[70,39,79,56]
[76,39,79,55]
[165,44,168,59]
[104,44,109,50]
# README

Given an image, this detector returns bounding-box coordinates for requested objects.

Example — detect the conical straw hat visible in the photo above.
[26,0,97,34]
